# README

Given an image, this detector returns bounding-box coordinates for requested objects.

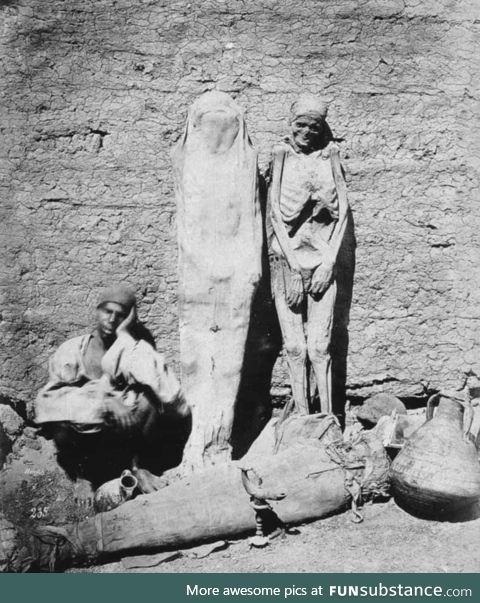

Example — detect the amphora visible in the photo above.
[390,393,480,520]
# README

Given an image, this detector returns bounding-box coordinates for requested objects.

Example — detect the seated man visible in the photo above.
[35,285,190,505]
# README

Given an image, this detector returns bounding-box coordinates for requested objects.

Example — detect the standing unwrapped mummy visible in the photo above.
[172,91,262,469]
[268,94,349,415]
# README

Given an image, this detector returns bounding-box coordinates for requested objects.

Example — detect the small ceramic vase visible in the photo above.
[93,469,138,513]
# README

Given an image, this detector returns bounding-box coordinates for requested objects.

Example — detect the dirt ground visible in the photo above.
[68,499,480,573]
[1,410,479,574]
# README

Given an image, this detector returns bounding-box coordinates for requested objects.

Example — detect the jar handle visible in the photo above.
[439,392,475,440]
[462,404,474,440]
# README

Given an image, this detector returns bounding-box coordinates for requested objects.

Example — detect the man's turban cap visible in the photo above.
[97,285,136,310]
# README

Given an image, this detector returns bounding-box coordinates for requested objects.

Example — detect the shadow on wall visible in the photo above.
[231,174,283,459]
[231,258,282,460]
[331,208,356,418]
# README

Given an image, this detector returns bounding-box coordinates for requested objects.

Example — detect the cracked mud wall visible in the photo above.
[1,0,479,403]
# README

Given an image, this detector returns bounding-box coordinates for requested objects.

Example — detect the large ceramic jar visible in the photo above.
[390,394,480,520]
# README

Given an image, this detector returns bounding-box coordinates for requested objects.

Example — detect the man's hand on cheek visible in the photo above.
[116,307,137,338]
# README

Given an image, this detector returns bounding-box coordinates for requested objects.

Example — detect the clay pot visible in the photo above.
[93,469,138,513]
[390,394,480,520]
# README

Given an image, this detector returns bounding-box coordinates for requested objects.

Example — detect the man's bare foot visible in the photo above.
[132,468,168,494]
[73,478,95,509]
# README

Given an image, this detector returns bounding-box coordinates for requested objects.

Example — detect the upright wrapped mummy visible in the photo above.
[171,91,262,469]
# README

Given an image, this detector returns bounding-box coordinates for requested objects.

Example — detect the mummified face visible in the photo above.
[291,115,325,153]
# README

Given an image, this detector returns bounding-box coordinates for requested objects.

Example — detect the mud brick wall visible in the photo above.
[1,0,479,402]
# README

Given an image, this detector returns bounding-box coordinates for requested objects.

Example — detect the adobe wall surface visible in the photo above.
[1,0,479,403]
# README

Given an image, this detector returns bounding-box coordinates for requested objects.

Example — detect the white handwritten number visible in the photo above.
[29,505,49,519]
